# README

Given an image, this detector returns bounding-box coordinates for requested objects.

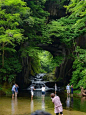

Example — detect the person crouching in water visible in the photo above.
[15,84,19,97]
[51,93,63,115]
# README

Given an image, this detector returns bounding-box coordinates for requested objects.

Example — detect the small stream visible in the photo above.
[0,91,86,115]
[1,74,86,115]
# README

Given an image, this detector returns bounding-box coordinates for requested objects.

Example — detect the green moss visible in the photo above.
[43,73,57,81]
[74,90,81,94]
[1,82,12,96]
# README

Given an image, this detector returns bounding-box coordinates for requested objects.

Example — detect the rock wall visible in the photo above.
[17,0,85,88]
[45,0,69,20]
[17,0,71,88]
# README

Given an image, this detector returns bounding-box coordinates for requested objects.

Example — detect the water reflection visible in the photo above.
[71,96,73,108]
[31,99,34,112]
[66,96,74,109]
[34,91,42,97]
[1,92,86,115]
[11,97,18,114]
[66,97,70,108]
[42,100,45,110]
[11,99,15,114]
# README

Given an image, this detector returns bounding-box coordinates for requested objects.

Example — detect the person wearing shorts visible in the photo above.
[12,83,17,99]
[42,85,45,100]
[51,93,63,115]
[66,84,70,97]
[30,86,35,100]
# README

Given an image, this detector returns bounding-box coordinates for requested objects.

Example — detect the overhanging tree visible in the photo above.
[0,0,34,84]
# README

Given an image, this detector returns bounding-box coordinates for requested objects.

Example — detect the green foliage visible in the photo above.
[39,51,63,73]
[42,72,56,81]
[70,46,86,89]
[24,0,50,45]
[0,0,33,84]
[0,82,12,95]
[20,46,41,75]
[0,0,86,88]
[45,16,86,47]
[39,51,53,73]
[0,0,31,45]
[21,47,62,75]
[52,56,63,67]
[73,90,81,94]
[43,0,86,48]
[64,0,86,17]
[0,57,22,83]
[42,0,86,87]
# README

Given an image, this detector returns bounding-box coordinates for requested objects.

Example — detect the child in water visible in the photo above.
[51,93,63,115]
[15,84,19,97]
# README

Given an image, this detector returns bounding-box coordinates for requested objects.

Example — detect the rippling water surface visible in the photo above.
[0,91,86,115]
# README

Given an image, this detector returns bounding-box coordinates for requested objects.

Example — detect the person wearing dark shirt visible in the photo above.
[71,85,73,97]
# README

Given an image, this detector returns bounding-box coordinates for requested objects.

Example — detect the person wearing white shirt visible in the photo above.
[55,83,57,95]
[66,84,70,97]
[42,85,45,100]
[30,86,35,100]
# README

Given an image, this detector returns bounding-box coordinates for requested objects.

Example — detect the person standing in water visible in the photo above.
[66,84,70,97]
[71,84,73,97]
[51,93,63,115]
[55,83,57,95]
[42,85,45,100]
[12,83,17,99]
[30,85,35,100]
[15,84,19,97]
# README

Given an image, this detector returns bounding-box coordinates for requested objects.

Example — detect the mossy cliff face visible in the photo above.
[17,0,69,88]
[43,73,56,81]
[45,0,69,20]
[17,0,86,88]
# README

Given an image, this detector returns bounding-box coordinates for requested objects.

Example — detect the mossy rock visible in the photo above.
[43,73,57,81]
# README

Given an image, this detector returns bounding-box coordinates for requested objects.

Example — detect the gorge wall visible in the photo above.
[17,0,86,88]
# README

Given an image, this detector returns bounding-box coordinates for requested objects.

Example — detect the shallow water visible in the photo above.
[0,91,86,115]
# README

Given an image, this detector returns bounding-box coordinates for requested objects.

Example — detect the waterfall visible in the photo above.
[27,73,54,91]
